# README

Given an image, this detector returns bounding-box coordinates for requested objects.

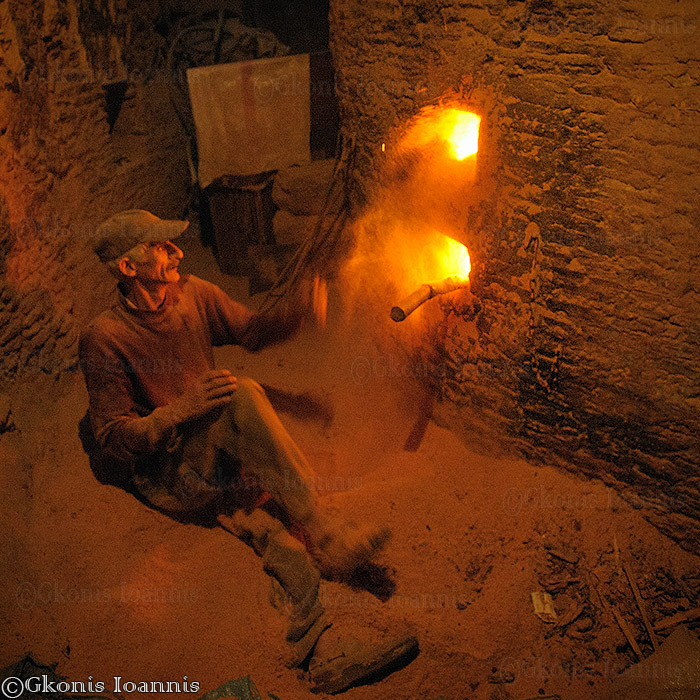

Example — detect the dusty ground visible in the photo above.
[1,230,698,700]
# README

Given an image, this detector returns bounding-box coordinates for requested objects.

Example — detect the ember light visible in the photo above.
[447,110,480,160]
[399,106,481,162]
[441,234,471,281]
[391,235,471,322]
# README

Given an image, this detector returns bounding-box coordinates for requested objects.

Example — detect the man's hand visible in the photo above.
[168,369,238,423]
[241,276,328,351]
[308,275,327,329]
[285,275,328,330]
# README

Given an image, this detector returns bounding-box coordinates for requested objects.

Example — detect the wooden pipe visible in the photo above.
[390,274,469,322]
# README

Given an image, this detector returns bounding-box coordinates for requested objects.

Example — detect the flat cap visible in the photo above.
[93,210,189,263]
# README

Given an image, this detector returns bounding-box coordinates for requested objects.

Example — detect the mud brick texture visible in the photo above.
[329,0,700,547]
[0,0,188,384]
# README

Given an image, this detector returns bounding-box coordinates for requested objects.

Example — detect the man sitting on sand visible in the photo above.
[79,210,418,693]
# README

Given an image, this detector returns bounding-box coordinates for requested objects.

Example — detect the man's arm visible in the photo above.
[193,275,326,352]
[239,305,306,352]
[79,329,236,461]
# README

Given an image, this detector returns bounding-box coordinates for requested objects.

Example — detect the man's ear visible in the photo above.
[118,256,137,278]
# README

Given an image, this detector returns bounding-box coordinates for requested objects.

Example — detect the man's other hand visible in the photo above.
[309,275,327,329]
[170,369,238,422]
[242,276,328,351]
[291,274,327,329]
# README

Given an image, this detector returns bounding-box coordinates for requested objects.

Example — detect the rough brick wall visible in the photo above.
[0,0,188,385]
[329,0,700,546]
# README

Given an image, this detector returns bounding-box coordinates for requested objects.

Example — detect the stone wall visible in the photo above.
[329,0,700,546]
[0,0,188,385]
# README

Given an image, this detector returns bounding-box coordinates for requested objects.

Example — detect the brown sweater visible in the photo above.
[79,274,259,462]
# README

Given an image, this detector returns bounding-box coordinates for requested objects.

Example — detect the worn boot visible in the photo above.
[307,625,419,694]
[218,509,330,666]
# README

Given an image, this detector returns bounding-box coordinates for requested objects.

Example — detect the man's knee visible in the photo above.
[221,375,265,418]
[234,376,265,401]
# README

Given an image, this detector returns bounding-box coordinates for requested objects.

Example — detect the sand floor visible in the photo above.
[1,231,698,700]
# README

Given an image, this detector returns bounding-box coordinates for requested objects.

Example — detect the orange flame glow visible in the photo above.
[400,107,481,161]
[448,111,480,160]
[441,234,471,280]
[420,232,471,284]
[342,104,478,339]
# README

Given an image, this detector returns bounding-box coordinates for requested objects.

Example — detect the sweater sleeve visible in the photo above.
[79,327,179,462]
[188,276,255,347]
[189,276,301,352]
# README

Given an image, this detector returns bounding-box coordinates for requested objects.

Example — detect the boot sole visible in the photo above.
[310,635,419,694]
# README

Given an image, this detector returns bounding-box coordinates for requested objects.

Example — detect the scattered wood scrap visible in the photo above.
[554,600,585,630]
[545,545,579,565]
[622,558,659,651]
[654,607,700,632]
[590,573,643,661]
[667,569,698,606]
[609,602,644,660]
[539,576,581,593]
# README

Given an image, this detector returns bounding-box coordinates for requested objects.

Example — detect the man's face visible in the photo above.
[129,240,183,285]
